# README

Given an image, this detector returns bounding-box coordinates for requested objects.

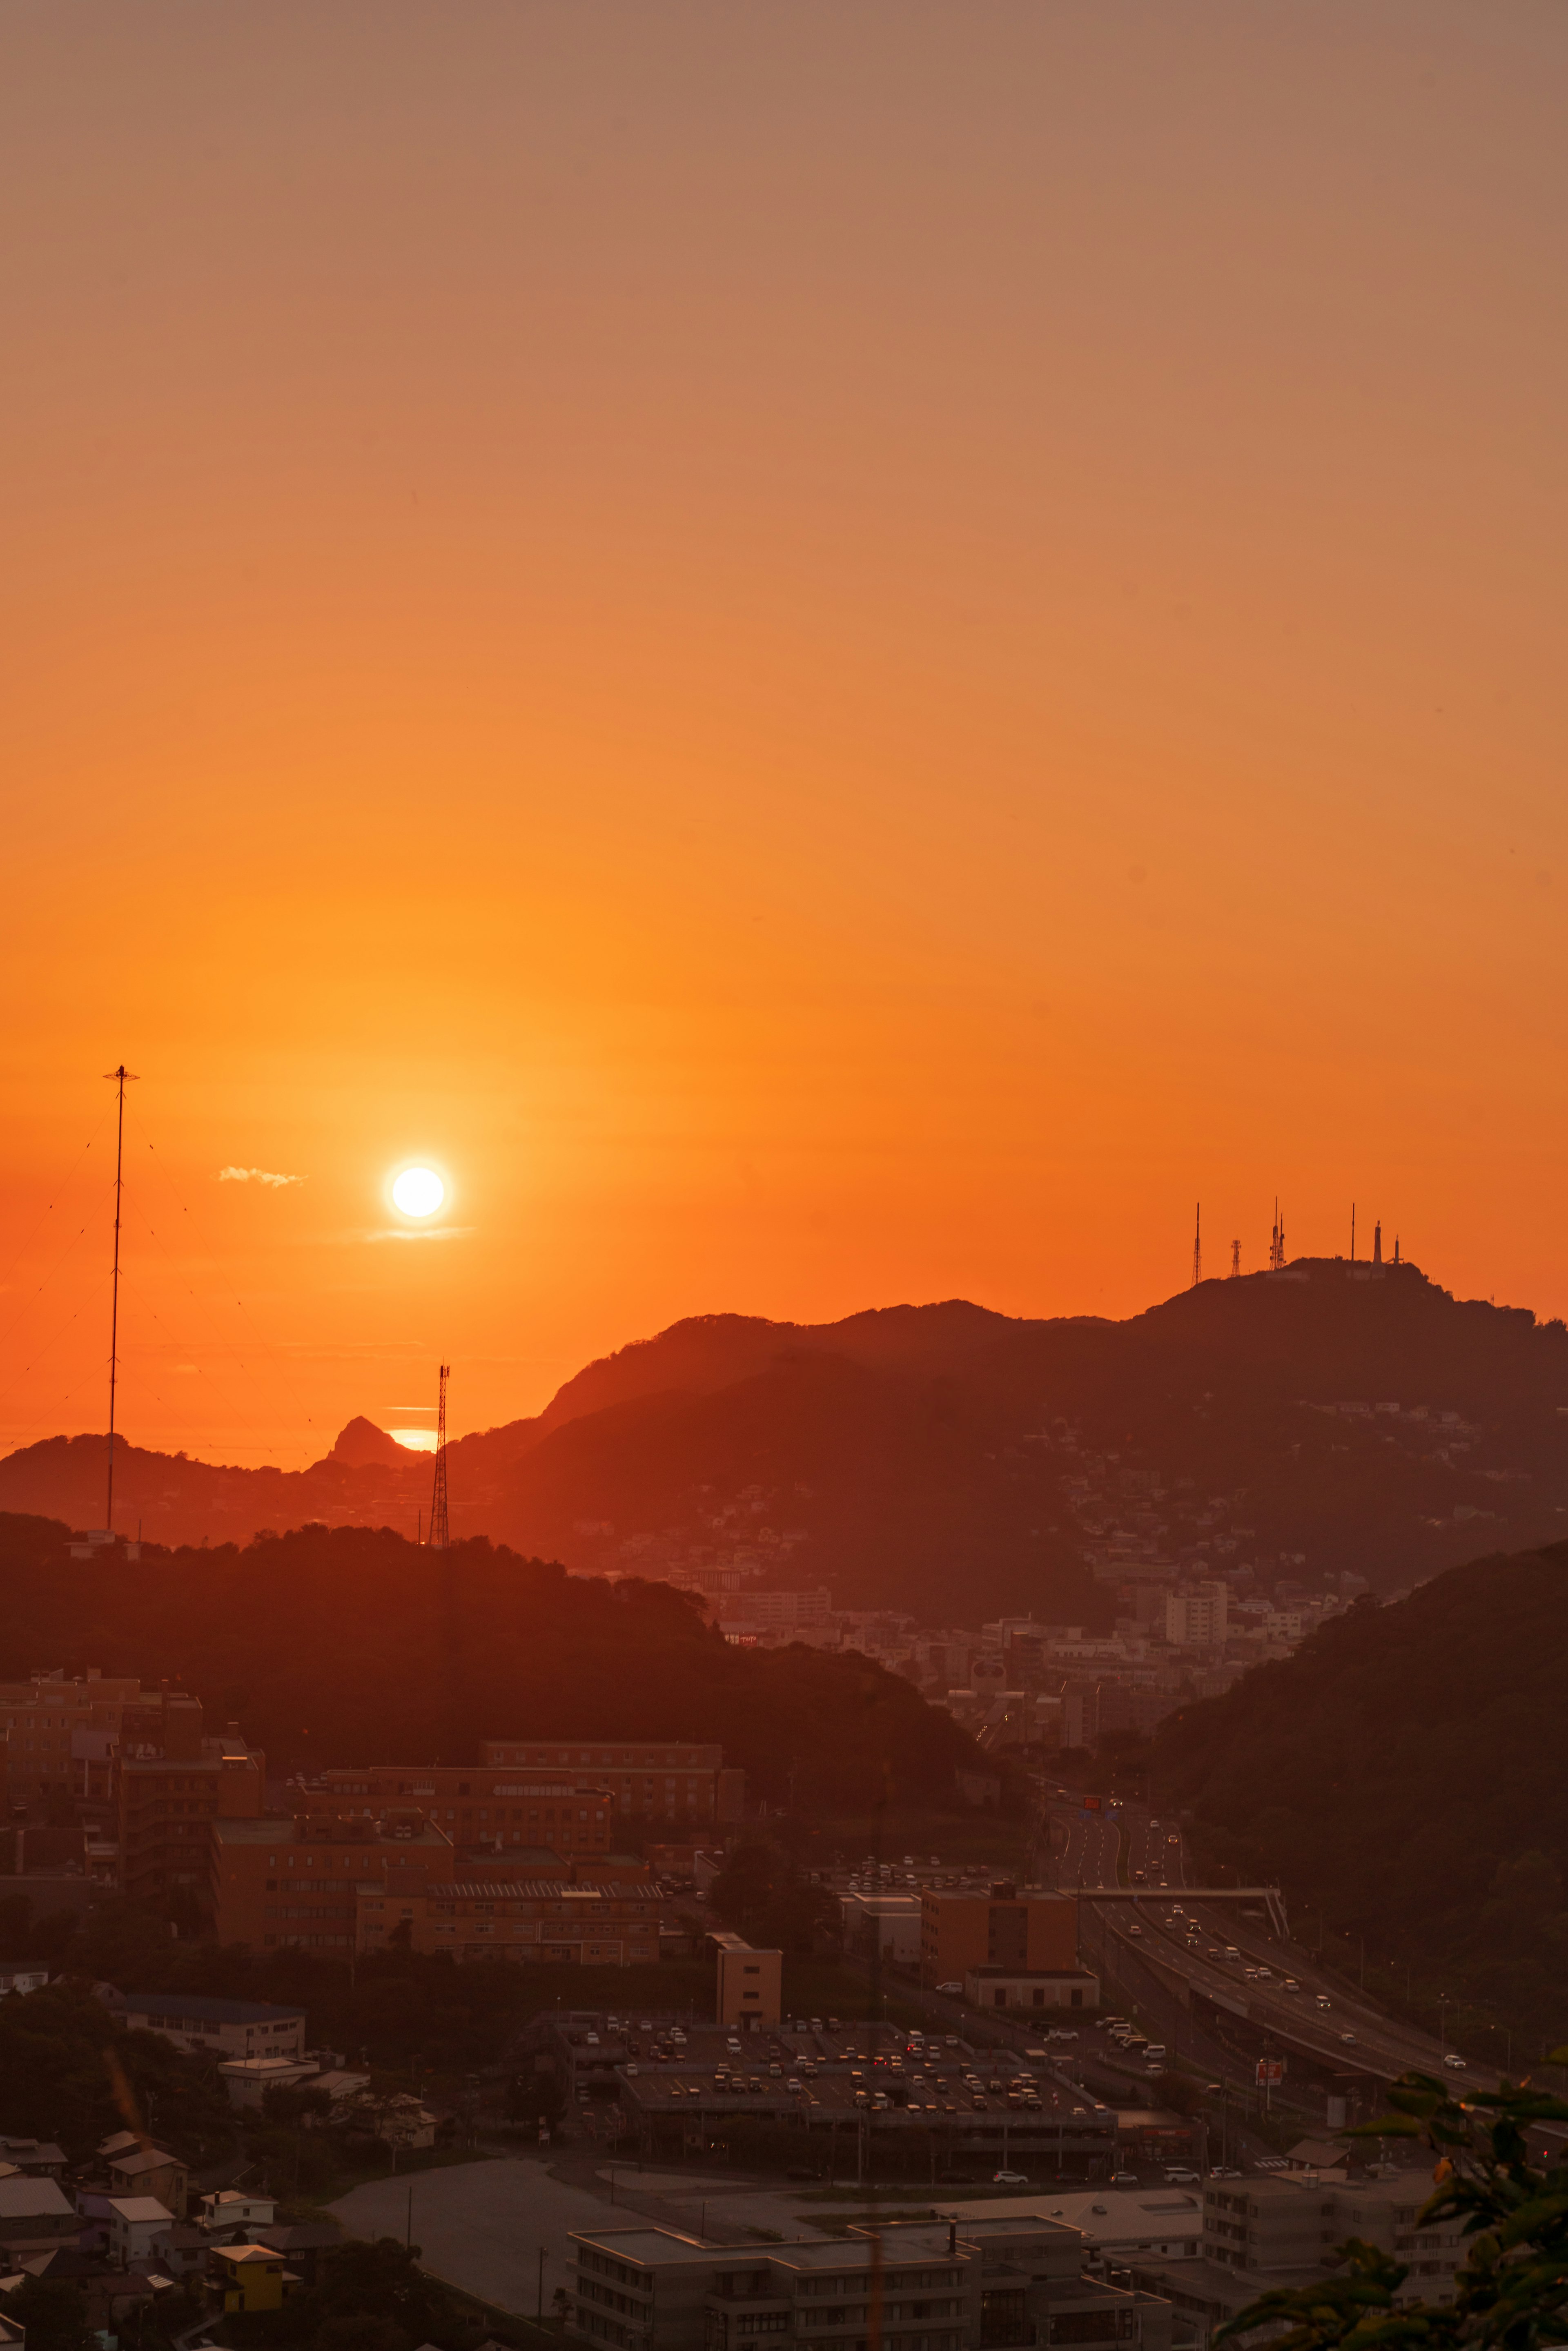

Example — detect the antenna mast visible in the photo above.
[1192,1202,1202,1288]
[429,1364,450,1549]
[1269,1197,1286,1272]
[1350,1203,1356,1262]
[102,1064,138,1533]
[1229,1237,1241,1279]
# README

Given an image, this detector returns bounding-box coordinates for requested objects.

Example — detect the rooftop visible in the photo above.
[425,1881,652,1901]
[213,1816,452,1849]
[109,2150,182,2178]
[0,2179,74,2220]
[108,2198,176,2223]
[125,1993,305,2025]
[571,2228,708,2269]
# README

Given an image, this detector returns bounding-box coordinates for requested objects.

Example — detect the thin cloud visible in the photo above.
[364,1225,474,1243]
[219,1166,305,1187]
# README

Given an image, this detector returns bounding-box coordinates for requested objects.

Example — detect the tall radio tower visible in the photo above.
[102,1063,138,1534]
[1191,1203,1202,1288]
[428,1364,451,1549]
[1269,1199,1286,1272]
[1229,1237,1241,1279]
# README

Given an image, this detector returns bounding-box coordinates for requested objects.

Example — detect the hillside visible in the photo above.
[1153,1538,1568,2039]
[5,1259,1568,1620]
[0,1513,976,1805]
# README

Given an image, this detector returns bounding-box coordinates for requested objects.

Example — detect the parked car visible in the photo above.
[936,1982,964,1995]
[993,2170,1029,2186]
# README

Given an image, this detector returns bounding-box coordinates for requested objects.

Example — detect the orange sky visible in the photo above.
[3,3,1567,1468]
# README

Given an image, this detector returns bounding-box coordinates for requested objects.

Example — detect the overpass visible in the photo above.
[1075,1884,1291,1939]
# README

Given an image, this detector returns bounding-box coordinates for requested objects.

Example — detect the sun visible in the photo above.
[391,1166,445,1219]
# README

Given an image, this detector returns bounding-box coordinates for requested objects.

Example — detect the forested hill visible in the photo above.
[1154,1539,1568,2032]
[5,1259,1568,1621]
[0,1513,975,1807]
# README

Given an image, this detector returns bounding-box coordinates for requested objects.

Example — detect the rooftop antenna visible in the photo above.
[1229,1238,1241,1279]
[102,1063,138,1534]
[1192,1202,1202,1288]
[1394,1234,1401,1266]
[1373,1219,1382,1267]
[429,1364,450,1549]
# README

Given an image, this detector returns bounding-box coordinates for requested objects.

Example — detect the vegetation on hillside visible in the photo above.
[0,1515,977,1803]
[1156,1541,1568,2050]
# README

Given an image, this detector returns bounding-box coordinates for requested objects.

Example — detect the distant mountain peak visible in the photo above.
[327,1416,412,1469]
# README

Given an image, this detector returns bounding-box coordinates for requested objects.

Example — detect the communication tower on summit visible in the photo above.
[429,1364,451,1549]
[102,1062,139,1535]
[1269,1199,1287,1272]
[1229,1237,1241,1279]
[1192,1203,1202,1288]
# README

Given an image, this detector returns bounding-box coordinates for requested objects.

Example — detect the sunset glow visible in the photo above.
[391,1168,445,1221]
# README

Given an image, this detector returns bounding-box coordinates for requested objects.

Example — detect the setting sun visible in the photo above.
[391,1166,445,1219]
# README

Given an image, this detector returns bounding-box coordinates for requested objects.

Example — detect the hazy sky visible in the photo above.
[3,2,1566,1465]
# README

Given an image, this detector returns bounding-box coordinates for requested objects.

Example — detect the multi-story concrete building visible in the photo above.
[209,1810,454,1950]
[375,1879,661,1964]
[313,1767,621,1855]
[116,1694,265,1912]
[712,1930,782,2027]
[0,1670,144,1810]
[1202,2175,1463,2305]
[479,1741,746,1824]
[570,2213,1172,2351]
[1165,1586,1229,1648]
[919,1883,1079,1987]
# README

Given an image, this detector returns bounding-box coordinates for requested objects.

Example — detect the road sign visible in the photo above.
[1255,2058,1285,2086]
[1083,1794,1103,1811]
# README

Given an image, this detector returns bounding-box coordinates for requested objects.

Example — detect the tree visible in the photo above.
[305,2236,468,2351]
[0,2277,93,2351]
[1216,2064,1568,2351]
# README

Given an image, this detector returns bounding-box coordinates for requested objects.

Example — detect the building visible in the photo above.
[1165,1586,1229,1649]
[0,1964,49,1998]
[209,2242,296,2314]
[1201,2176,1464,2305]
[919,1883,1079,1987]
[0,2176,78,2260]
[122,1992,305,2061]
[216,2055,323,2108]
[937,2188,1203,2265]
[108,2197,176,2267]
[116,1692,265,1911]
[962,1964,1099,2014]
[107,2146,187,2218]
[0,1670,144,1810]
[311,1769,619,1855]
[209,1809,455,1950]
[379,1879,661,1964]
[570,2211,1172,2351]
[711,1931,782,2027]
[840,1892,923,1967]
[198,2190,277,2235]
[0,2137,65,2177]
[479,1741,746,1823]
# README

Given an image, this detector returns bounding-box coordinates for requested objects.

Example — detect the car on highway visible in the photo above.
[1164,2167,1201,2184]
[993,2169,1029,2186]
[1129,1924,1144,1937]
[1340,2031,1357,2044]
[1315,1995,1332,2010]
[936,1981,964,1994]
[1112,2170,1139,2186]
[1444,2055,1468,2069]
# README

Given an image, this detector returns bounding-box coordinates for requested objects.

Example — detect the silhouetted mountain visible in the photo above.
[0,1513,976,1805]
[6,1259,1568,1620]
[327,1415,417,1469]
[1154,1538,1568,2041]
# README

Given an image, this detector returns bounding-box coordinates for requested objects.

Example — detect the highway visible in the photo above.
[1045,1790,1497,2099]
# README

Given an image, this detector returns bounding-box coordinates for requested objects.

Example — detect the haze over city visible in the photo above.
[3,13,1568,2351]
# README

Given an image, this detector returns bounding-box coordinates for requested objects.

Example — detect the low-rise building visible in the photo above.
[712,1931,782,2028]
[107,2196,176,2267]
[840,1892,922,1967]
[199,2191,277,2236]
[0,2136,65,2177]
[962,1964,1099,2014]
[0,1964,49,1998]
[209,1809,455,1951]
[920,1883,1080,1987]
[107,2146,187,2218]
[1202,2176,1463,2306]
[122,1992,305,2061]
[209,2242,296,2314]
[0,2176,79,2260]
[380,1879,661,1964]
[217,2054,324,2107]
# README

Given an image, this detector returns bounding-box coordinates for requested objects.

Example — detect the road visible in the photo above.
[1047,1792,1494,2099]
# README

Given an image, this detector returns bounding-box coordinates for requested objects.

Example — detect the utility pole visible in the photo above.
[102,1064,138,1534]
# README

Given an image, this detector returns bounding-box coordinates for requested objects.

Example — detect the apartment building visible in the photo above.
[116,1694,265,1910]
[210,1811,454,1950]
[479,1741,746,1823]
[375,1878,661,1964]
[1202,2177,1463,2305]
[712,1930,782,2026]
[570,2213,1172,2351]
[314,1767,619,1854]
[1165,1586,1229,1648]
[121,1993,306,2061]
[0,1669,144,1809]
[919,1883,1079,1986]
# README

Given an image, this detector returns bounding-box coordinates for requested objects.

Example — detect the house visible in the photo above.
[151,2220,214,2279]
[108,2146,187,2220]
[0,1965,48,1998]
[209,2242,296,2314]
[199,2191,276,2236]
[217,2053,323,2108]
[0,2141,65,2180]
[96,2131,143,2164]
[107,2197,175,2268]
[0,2177,80,2260]
[259,2222,343,2286]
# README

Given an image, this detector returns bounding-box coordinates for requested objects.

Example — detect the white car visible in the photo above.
[1340,2031,1357,2044]
[937,1981,964,1995]
[1444,2055,1467,2070]
[993,2169,1029,2186]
